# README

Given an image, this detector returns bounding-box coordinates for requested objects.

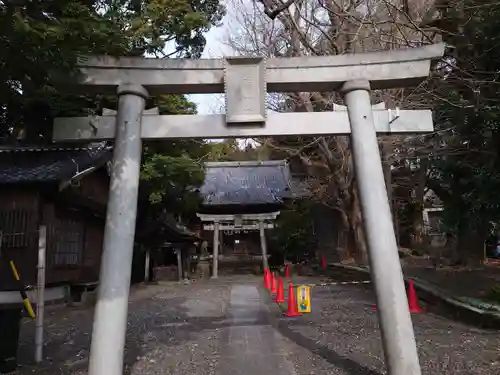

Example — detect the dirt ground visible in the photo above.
[11,275,500,375]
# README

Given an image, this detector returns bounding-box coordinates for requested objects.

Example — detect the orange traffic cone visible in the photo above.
[270,272,277,294]
[264,268,271,290]
[408,280,423,313]
[370,280,423,313]
[274,277,285,303]
[284,264,290,278]
[284,281,302,317]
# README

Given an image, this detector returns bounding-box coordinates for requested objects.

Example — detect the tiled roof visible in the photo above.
[163,214,200,241]
[0,144,112,184]
[137,212,200,243]
[200,160,293,206]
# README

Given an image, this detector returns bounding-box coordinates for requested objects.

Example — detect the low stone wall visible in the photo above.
[155,266,179,282]
[322,263,500,329]
[0,286,68,309]
[219,255,262,275]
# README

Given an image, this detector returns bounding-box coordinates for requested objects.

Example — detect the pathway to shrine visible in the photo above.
[16,275,499,375]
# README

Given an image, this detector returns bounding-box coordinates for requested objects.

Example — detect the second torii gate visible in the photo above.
[53,44,444,375]
[196,160,294,277]
[198,212,278,277]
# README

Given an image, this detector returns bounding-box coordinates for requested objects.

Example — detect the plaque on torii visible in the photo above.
[52,44,445,375]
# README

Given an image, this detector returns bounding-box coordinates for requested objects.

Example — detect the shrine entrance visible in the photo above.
[196,160,293,277]
[198,212,278,276]
[52,44,444,375]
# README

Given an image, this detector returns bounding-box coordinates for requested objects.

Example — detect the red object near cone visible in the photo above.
[264,268,271,290]
[283,281,302,317]
[408,280,423,313]
[321,255,327,269]
[284,264,290,278]
[274,277,285,303]
[270,272,277,294]
[370,280,423,313]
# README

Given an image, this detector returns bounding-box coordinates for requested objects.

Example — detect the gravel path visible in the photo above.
[16,279,234,375]
[272,276,500,375]
[11,275,500,375]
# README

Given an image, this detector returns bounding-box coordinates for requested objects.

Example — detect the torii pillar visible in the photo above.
[342,80,420,374]
[89,84,147,375]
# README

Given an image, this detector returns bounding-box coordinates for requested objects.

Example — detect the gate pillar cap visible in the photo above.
[117,84,148,99]
[340,80,371,94]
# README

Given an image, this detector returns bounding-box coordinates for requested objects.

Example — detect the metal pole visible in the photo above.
[219,230,224,256]
[341,80,421,375]
[259,220,269,269]
[212,222,219,278]
[35,225,47,363]
[144,248,150,282]
[176,249,183,281]
[88,84,148,375]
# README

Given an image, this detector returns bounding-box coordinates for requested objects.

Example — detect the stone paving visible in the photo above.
[12,275,500,375]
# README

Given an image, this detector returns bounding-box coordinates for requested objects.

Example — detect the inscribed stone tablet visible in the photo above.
[224,57,266,125]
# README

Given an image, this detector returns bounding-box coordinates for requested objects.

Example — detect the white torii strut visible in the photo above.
[197,212,280,277]
[52,44,445,375]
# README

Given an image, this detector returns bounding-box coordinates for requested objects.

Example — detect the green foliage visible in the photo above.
[204,139,270,162]
[0,1,122,141]
[0,0,226,244]
[205,140,240,161]
[0,0,225,142]
[141,153,205,213]
[101,0,224,58]
[487,285,500,304]
[154,94,197,115]
[138,93,211,217]
[268,200,317,262]
[430,1,500,237]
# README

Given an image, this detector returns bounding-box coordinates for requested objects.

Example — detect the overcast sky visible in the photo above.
[189,1,235,115]
[188,1,258,149]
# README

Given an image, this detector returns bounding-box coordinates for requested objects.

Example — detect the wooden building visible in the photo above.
[197,160,296,274]
[133,213,201,282]
[0,144,112,292]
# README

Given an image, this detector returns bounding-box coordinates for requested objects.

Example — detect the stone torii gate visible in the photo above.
[53,44,444,375]
[197,211,279,277]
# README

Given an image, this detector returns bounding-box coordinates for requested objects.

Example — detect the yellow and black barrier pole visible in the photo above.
[8,260,36,319]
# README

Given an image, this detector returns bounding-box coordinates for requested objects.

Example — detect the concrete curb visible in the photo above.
[0,285,69,310]
[324,263,500,329]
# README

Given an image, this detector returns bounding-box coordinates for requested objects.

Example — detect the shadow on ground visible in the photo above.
[16,284,229,375]
[260,287,382,375]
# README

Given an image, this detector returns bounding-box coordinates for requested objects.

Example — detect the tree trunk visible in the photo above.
[381,140,393,213]
[351,218,368,265]
[347,189,368,265]
[381,140,400,246]
[312,204,342,263]
[410,159,428,248]
[393,201,400,246]
[455,219,486,267]
[410,206,425,248]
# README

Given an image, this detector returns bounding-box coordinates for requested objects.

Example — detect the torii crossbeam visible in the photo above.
[52,44,445,375]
